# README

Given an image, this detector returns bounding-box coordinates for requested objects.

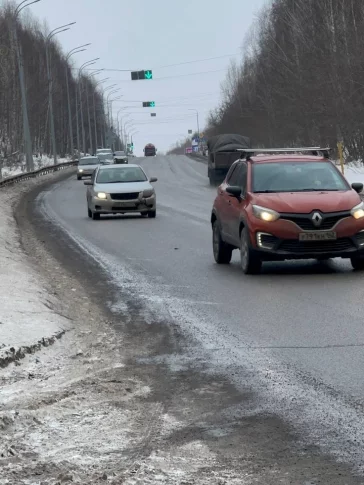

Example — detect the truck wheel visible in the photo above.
[212,221,232,264]
[240,227,262,274]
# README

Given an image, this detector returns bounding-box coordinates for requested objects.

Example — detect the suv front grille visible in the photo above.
[279,238,354,253]
[111,192,139,200]
[280,212,350,230]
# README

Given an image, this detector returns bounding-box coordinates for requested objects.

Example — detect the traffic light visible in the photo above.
[142,101,155,107]
[131,70,153,80]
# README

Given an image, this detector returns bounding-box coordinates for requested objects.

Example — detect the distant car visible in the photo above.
[96,148,112,155]
[113,151,128,164]
[77,156,100,180]
[211,147,364,274]
[97,153,114,165]
[84,164,158,220]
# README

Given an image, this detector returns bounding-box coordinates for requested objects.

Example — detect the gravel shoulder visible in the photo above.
[0,171,362,483]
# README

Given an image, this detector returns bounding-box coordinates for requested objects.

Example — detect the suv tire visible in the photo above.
[148,210,156,218]
[212,221,232,264]
[351,256,364,270]
[240,227,262,274]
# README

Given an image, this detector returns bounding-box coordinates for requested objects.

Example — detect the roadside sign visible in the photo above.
[188,129,192,134]
[185,147,193,154]
[151,113,156,117]
[192,146,199,152]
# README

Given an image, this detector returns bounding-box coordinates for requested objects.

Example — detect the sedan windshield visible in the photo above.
[252,161,349,193]
[96,167,147,184]
[79,158,99,166]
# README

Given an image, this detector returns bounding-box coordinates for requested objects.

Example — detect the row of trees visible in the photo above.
[0,1,120,169]
[204,0,364,160]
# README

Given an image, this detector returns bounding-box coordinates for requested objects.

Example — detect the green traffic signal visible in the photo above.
[145,70,153,80]
[150,101,155,107]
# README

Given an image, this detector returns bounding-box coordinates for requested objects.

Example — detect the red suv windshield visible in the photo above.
[252,161,349,193]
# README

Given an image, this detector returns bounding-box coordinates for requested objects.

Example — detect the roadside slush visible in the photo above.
[0,171,361,483]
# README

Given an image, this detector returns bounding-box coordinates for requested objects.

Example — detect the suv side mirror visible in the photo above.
[226,186,241,198]
[352,182,363,193]
[84,180,93,186]
[149,177,158,183]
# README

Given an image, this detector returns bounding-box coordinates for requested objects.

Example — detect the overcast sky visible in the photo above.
[26,0,267,155]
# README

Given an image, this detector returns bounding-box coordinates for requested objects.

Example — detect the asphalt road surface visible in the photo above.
[37,155,364,470]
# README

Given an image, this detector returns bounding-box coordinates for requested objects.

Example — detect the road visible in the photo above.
[36,154,364,469]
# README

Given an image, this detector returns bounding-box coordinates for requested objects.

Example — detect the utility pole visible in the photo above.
[65,44,90,157]
[45,22,76,165]
[189,109,200,152]
[12,0,41,172]
[85,82,93,154]
[102,84,117,148]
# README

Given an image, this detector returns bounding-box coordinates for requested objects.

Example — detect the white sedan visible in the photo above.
[84,164,157,220]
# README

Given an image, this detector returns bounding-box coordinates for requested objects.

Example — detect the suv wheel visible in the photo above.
[212,221,232,264]
[240,227,262,274]
[351,255,364,270]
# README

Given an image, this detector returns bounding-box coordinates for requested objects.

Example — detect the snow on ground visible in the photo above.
[0,174,72,367]
[342,162,364,185]
[1,155,69,179]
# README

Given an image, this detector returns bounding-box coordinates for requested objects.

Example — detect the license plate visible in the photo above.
[114,202,136,208]
[299,232,337,241]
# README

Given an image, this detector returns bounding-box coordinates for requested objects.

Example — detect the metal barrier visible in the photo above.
[0,160,77,188]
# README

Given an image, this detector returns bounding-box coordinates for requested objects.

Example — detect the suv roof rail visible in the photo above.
[237,147,332,160]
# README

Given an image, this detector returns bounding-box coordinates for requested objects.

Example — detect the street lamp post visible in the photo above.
[65,43,90,157]
[78,58,99,154]
[100,85,117,147]
[12,0,41,171]
[93,78,109,151]
[45,22,76,164]
[108,95,123,151]
[105,89,120,147]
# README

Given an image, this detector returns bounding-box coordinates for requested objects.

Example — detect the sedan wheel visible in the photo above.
[88,208,92,218]
[92,211,100,220]
[240,227,262,274]
[351,256,364,270]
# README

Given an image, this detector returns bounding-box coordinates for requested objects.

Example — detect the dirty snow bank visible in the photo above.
[0,174,72,367]
[1,155,70,179]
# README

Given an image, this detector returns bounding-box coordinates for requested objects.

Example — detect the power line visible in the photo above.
[76,52,240,73]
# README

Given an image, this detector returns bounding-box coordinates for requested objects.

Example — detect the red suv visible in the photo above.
[211,148,364,274]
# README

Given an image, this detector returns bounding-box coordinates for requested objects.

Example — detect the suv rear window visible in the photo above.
[252,161,349,193]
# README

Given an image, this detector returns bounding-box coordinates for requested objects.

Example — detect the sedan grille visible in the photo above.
[279,238,354,253]
[111,192,139,200]
[280,212,350,230]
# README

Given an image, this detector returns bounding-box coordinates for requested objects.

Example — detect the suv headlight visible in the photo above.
[78,168,83,172]
[96,192,107,200]
[351,201,364,220]
[252,205,280,222]
[143,189,154,197]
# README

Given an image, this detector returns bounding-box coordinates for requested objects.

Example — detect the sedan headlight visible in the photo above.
[96,192,107,200]
[351,201,364,220]
[78,169,83,173]
[252,205,280,222]
[143,189,155,197]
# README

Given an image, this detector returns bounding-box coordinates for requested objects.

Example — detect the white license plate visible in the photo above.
[299,232,337,241]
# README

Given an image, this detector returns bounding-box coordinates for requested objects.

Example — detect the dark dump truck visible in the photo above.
[144,143,157,157]
[207,134,251,185]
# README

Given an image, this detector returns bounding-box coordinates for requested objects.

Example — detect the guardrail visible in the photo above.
[0,160,77,188]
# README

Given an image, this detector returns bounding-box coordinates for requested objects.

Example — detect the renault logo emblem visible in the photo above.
[312,212,323,227]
